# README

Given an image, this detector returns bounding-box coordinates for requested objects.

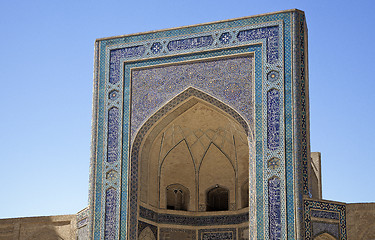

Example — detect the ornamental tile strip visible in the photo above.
[198,228,236,240]
[139,206,249,226]
[297,11,309,196]
[107,107,120,163]
[160,228,196,240]
[104,188,118,240]
[311,210,339,220]
[167,35,214,51]
[269,177,281,240]
[267,89,280,150]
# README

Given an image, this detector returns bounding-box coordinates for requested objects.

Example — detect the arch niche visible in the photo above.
[314,232,337,240]
[134,88,252,214]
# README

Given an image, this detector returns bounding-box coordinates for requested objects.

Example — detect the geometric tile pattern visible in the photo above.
[89,9,309,240]
[267,158,280,170]
[296,11,310,196]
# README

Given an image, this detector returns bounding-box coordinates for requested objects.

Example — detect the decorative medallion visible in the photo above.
[151,42,162,54]
[106,170,117,181]
[267,70,279,82]
[219,32,232,44]
[268,157,280,170]
[109,90,119,100]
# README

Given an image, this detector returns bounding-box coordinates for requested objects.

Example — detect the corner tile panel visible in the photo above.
[304,199,347,240]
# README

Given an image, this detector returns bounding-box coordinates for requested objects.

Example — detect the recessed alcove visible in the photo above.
[137,94,250,230]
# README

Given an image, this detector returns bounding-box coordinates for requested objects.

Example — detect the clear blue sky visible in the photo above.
[1,0,374,219]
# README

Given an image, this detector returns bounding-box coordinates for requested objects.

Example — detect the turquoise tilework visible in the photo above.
[89,10,304,240]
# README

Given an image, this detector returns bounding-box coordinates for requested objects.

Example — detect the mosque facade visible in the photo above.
[0,9,374,240]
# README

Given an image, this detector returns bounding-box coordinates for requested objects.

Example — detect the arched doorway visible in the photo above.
[130,88,252,235]
[206,185,229,211]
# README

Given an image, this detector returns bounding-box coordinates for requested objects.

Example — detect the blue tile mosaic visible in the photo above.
[167,35,213,51]
[269,177,281,240]
[268,157,280,170]
[267,70,279,82]
[77,217,88,228]
[150,42,162,54]
[219,32,232,44]
[237,26,278,63]
[109,46,146,84]
[109,90,119,100]
[107,107,120,163]
[130,55,253,139]
[104,188,117,240]
[267,89,280,150]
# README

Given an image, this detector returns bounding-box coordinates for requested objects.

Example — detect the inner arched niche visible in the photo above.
[138,93,250,212]
[313,232,337,240]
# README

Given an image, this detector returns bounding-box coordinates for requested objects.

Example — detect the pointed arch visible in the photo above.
[314,232,337,240]
[206,185,230,211]
[128,87,252,233]
[139,227,156,240]
[159,140,195,210]
[166,183,190,211]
